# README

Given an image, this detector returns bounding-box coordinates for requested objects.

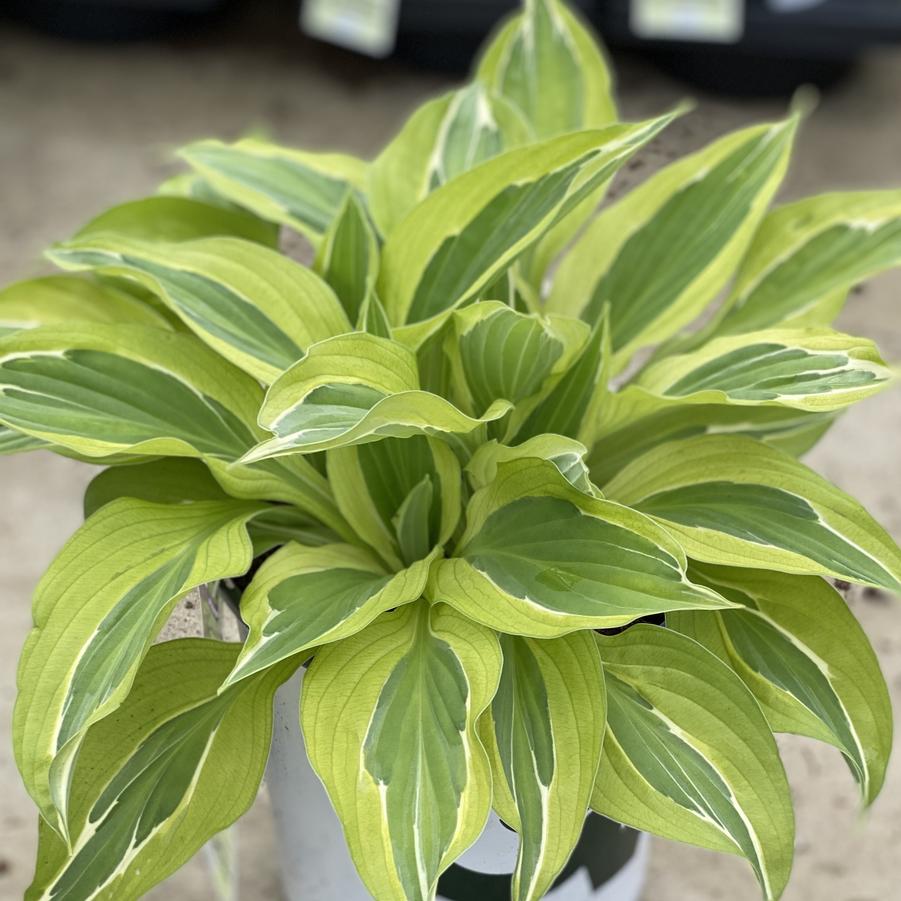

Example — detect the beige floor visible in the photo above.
[1,10,900,901]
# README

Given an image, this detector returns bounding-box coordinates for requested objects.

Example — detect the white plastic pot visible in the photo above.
[266,671,650,901]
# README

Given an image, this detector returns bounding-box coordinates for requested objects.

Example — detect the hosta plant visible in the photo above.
[4,1,900,899]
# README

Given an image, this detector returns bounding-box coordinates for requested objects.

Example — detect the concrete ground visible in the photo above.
[1,8,900,900]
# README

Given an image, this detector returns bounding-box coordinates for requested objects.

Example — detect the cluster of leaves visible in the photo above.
[3,1,900,899]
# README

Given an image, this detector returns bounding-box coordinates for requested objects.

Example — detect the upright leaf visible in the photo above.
[549,119,797,367]
[476,0,617,140]
[475,0,620,286]
[481,630,604,901]
[50,235,350,383]
[670,565,892,805]
[593,625,794,900]
[379,114,678,337]
[605,435,901,591]
[302,602,502,901]
[368,85,530,237]
[430,458,732,637]
[13,498,267,832]
[315,191,380,323]
[223,541,437,687]
[327,435,461,570]
[512,311,609,444]
[448,301,584,417]
[27,640,289,901]
[179,138,367,243]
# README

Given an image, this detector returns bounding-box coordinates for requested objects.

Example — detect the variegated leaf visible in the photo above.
[476,0,616,140]
[0,424,47,455]
[71,194,279,247]
[358,291,393,338]
[670,564,892,805]
[588,388,834,487]
[448,301,587,421]
[715,190,901,333]
[512,310,609,445]
[302,601,501,901]
[244,332,511,461]
[379,114,678,338]
[27,640,289,901]
[80,457,335,553]
[480,630,604,901]
[475,0,619,286]
[635,328,893,413]
[83,458,229,517]
[549,119,797,368]
[467,434,597,497]
[50,235,350,383]
[593,625,794,901]
[429,458,732,637]
[13,497,269,832]
[368,84,530,237]
[0,274,171,335]
[605,435,901,591]
[0,323,346,534]
[327,435,461,570]
[179,137,367,243]
[224,541,437,687]
[314,191,379,323]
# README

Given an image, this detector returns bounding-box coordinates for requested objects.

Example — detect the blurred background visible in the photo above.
[1,1,900,899]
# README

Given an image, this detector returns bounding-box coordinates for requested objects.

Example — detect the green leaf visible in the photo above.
[49,235,350,383]
[588,388,834,486]
[315,191,380,323]
[635,328,894,413]
[379,114,678,335]
[475,0,619,288]
[448,301,576,417]
[368,85,530,237]
[13,497,267,832]
[224,540,437,687]
[605,435,901,591]
[549,119,797,367]
[244,333,510,461]
[481,630,604,901]
[429,458,732,637]
[71,194,280,247]
[467,434,598,497]
[0,424,47,455]
[0,324,260,459]
[179,138,367,243]
[714,190,901,334]
[0,323,345,532]
[476,0,617,140]
[0,274,171,335]
[83,458,229,517]
[302,601,501,901]
[593,625,794,900]
[512,310,609,444]
[27,639,289,901]
[358,291,393,338]
[670,564,892,805]
[327,435,461,570]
